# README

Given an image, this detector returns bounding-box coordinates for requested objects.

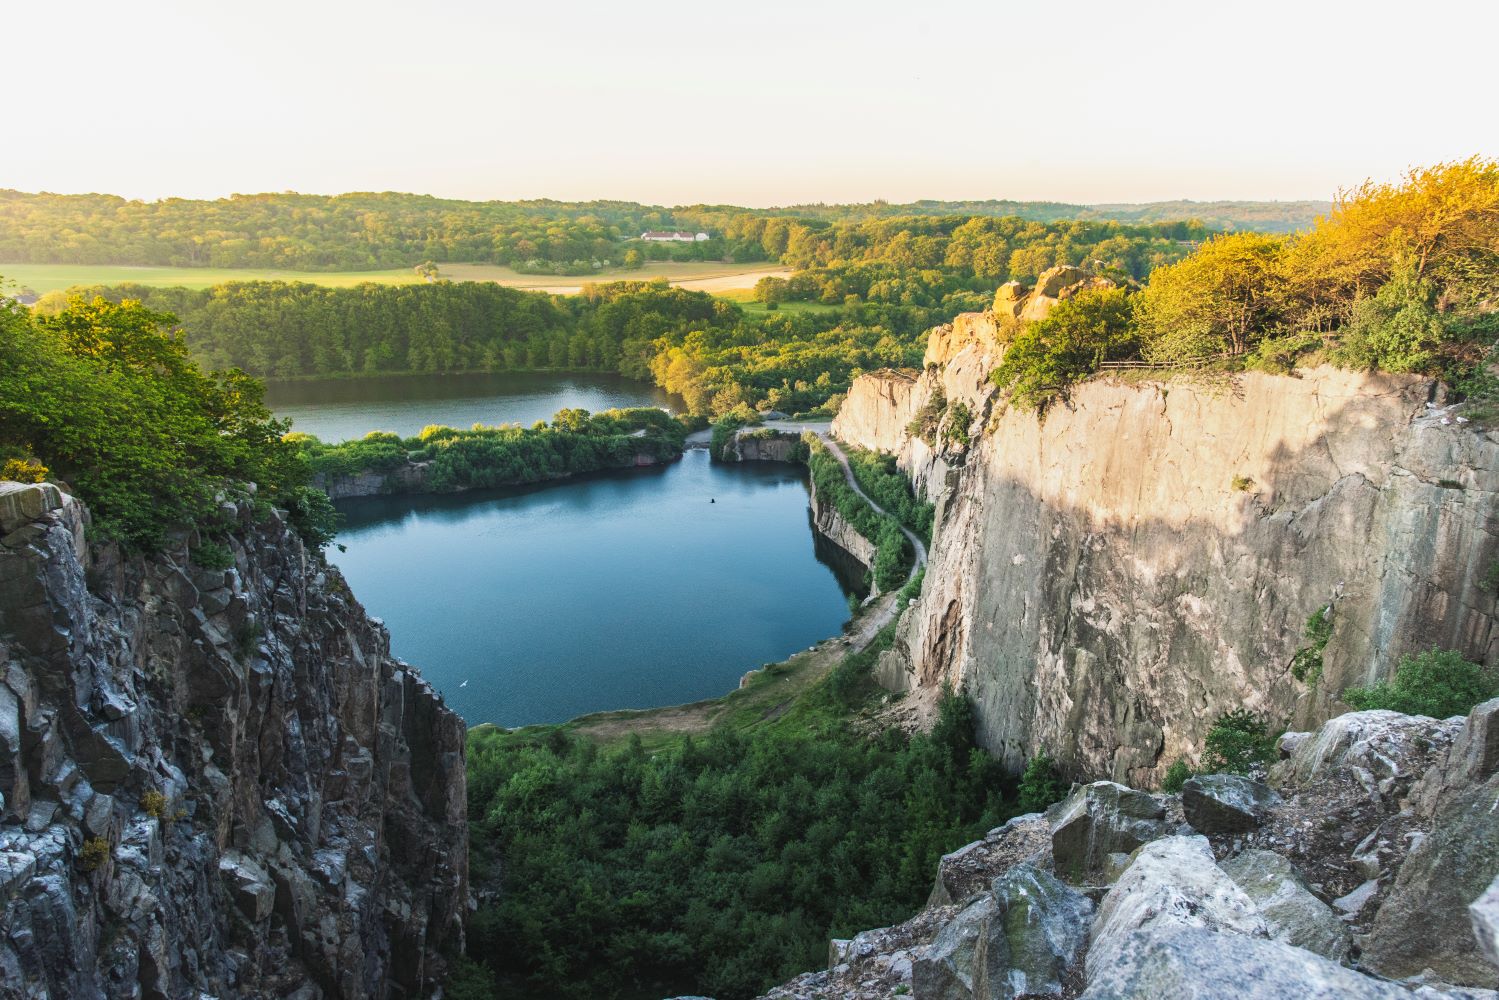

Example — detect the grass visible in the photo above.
[1,260,789,296]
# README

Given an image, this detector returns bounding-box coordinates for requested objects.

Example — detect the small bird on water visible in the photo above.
[710,498,715,503]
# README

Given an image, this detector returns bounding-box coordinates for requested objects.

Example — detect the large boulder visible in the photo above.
[929,813,1051,906]
[912,895,998,1000]
[1087,836,1266,978]
[1361,700,1499,988]
[973,864,1093,1000]
[1079,924,1411,1000]
[1221,849,1350,962]
[1269,710,1461,804]
[1182,775,1281,834]
[1050,781,1170,881]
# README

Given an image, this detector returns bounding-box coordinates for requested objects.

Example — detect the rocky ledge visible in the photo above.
[0,481,467,998]
[759,699,1499,999]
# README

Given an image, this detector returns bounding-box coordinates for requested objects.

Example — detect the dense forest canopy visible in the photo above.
[990,158,1499,411]
[0,188,1320,272]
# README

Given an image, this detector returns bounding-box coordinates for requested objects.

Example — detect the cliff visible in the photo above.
[0,481,467,998]
[834,304,1499,783]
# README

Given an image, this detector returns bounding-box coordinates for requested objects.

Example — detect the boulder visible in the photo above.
[1032,266,1088,299]
[1087,836,1266,978]
[1182,775,1281,834]
[1050,781,1170,881]
[912,895,998,1000]
[993,282,1028,321]
[1221,849,1350,962]
[1079,924,1411,1000]
[1269,710,1460,804]
[929,813,1051,906]
[1361,702,1499,987]
[0,482,64,534]
[973,864,1092,1000]
[1472,874,1499,970]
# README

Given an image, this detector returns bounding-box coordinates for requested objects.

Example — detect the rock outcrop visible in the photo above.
[831,277,1499,782]
[758,703,1499,1000]
[0,481,467,998]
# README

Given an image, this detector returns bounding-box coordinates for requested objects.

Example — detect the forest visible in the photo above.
[987,158,1499,412]
[0,295,329,551]
[0,188,1319,273]
[460,638,1024,1000]
[20,215,1214,421]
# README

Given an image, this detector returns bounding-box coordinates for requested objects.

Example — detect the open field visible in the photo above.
[0,260,791,297]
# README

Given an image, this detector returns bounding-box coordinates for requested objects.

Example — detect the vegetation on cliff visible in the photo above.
[464,633,1017,1000]
[0,294,329,549]
[293,407,687,491]
[805,437,912,591]
[990,159,1499,410]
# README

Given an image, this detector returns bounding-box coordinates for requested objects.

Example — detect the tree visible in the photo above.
[1134,232,1286,360]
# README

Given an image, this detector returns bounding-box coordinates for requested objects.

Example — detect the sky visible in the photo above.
[4,0,1495,207]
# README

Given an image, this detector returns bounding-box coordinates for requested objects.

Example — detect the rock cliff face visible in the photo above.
[834,303,1499,783]
[0,481,467,998]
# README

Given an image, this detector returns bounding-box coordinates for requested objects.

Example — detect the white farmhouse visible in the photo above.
[640,231,710,242]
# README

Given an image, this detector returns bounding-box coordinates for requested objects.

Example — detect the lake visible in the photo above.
[265,371,674,441]
[331,450,859,727]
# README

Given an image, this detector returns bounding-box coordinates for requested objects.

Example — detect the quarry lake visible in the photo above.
[327,449,860,726]
[266,371,674,441]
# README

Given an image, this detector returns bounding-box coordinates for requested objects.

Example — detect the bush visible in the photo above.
[1,456,48,482]
[1201,709,1275,775]
[78,836,111,872]
[1161,757,1194,793]
[943,401,972,446]
[1289,605,1334,684]
[990,287,1137,411]
[1343,648,1498,719]
[1017,750,1068,813]
[191,539,234,571]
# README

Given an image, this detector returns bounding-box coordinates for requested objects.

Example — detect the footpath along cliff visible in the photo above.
[833,268,1499,784]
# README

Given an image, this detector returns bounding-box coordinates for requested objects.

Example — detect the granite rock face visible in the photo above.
[0,481,467,998]
[833,300,1499,784]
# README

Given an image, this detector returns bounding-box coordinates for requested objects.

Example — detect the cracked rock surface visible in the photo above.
[0,482,466,998]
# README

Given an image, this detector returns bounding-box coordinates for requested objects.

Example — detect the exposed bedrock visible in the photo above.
[833,289,1499,783]
[0,481,467,998]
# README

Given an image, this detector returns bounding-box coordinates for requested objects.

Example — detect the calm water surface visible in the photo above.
[266,371,673,441]
[331,450,858,727]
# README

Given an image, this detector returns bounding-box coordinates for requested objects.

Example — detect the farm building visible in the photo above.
[639,231,710,242]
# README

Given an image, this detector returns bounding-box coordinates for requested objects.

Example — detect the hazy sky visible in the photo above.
[5,0,1494,206]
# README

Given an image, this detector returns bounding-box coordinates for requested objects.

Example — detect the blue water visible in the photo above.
[265,371,673,441]
[330,450,858,727]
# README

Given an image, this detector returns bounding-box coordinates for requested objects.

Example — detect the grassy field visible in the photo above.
[0,260,790,296]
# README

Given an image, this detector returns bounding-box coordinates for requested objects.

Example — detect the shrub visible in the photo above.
[1017,750,1069,813]
[1161,757,1194,793]
[907,386,947,444]
[990,287,1137,411]
[1201,709,1275,775]
[1343,648,1498,719]
[191,539,234,571]
[943,401,972,446]
[78,836,111,872]
[1,456,48,482]
[1289,605,1334,684]
[140,789,167,819]
[1231,474,1255,492]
